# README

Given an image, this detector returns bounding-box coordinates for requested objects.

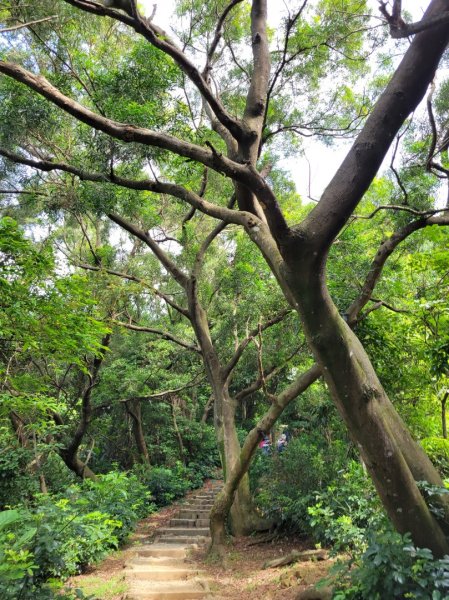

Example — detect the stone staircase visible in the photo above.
[125,481,222,600]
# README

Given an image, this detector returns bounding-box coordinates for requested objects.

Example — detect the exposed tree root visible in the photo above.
[263,549,328,569]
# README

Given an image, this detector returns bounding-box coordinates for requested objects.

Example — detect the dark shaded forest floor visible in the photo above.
[68,485,334,599]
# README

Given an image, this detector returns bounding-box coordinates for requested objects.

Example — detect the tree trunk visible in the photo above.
[39,474,48,494]
[52,334,112,481]
[187,283,263,545]
[442,392,448,439]
[209,364,321,554]
[170,396,185,465]
[212,382,261,537]
[59,449,98,480]
[201,393,214,423]
[125,398,151,465]
[285,256,449,556]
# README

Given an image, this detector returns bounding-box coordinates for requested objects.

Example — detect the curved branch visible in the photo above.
[107,213,189,288]
[352,204,449,220]
[379,1,449,39]
[223,308,291,381]
[113,320,201,352]
[0,61,219,165]
[192,193,236,280]
[346,213,449,325]
[234,344,302,402]
[77,263,190,318]
[0,16,57,33]
[0,147,251,227]
[61,0,248,142]
[133,374,205,400]
[204,0,244,77]
[301,0,449,252]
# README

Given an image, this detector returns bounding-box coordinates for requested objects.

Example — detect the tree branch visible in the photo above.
[107,212,189,288]
[113,320,201,353]
[234,344,302,402]
[0,61,250,178]
[77,263,190,318]
[0,16,57,33]
[346,213,449,325]
[61,0,249,142]
[223,308,291,381]
[0,147,252,228]
[300,0,449,252]
[360,298,410,319]
[203,0,244,78]
[379,0,449,38]
[131,374,205,400]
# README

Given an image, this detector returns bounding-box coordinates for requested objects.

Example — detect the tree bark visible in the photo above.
[442,392,448,439]
[125,398,151,465]
[170,396,185,465]
[282,254,449,556]
[57,333,111,481]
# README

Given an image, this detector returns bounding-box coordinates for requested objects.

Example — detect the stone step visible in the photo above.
[193,494,216,499]
[170,518,209,528]
[177,512,210,521]
[126,556,186,567]
[158,527,210,537]
[126,579,209,600]
[157,535,209,545]
[132,544,189,558]
[127,565,204,581]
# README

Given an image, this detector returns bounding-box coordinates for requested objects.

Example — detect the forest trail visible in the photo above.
[124,481,223,600]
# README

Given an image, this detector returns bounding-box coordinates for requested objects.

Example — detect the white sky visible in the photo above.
[139,0,438,203]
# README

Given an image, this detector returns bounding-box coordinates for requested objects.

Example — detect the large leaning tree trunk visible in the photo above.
[265,2,449,556]
[3,0,449,558]
[207,0,449,555]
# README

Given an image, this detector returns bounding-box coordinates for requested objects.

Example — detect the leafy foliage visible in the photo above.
[0,472,152,599]
[332,531,449,600]
[420,438,449,478]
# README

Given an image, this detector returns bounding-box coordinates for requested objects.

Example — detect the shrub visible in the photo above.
[332,530,449,599]
[252,434,348,530]
[135,463,192,506]
[0,508,94,599]
[0,443,39,508]
[64,471,153,542]
[31,498,121,578]
[306,462,384,552]
[420,437,449,478]
[0,471,153,599]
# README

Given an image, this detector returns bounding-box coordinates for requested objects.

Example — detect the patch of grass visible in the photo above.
[72,575,128,599]
[227,550,243,562]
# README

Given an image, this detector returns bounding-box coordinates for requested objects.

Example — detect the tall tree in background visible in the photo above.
[2,0,449,554]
